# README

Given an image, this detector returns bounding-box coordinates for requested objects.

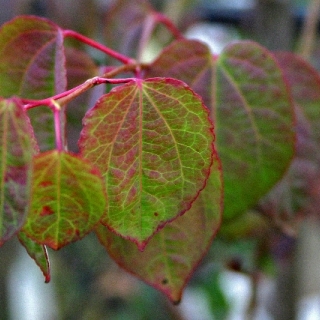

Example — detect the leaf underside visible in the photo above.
[259,52,320,224]
[18,231,50,283]
[22,151,106,250]
[96,152,222,303]
[79,78,215,248]
[0,98,33,246]
[146,39,295,219]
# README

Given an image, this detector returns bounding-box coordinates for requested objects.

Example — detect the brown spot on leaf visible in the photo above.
[40,206,54,216]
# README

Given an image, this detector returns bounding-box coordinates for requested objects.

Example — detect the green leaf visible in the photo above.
[0,16,67,152]
[22,151,106,250]
[18,231,50,283]
[0,98,34,246]
[0,15,66,98]
[27,107,55,152]
[79,78,214,249]
[146,39,295,219]
[259,52,320,224]
[96,154,222,303]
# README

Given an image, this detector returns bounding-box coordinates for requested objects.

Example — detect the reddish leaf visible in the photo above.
[18,231,50,283]
[0,15,66,98]
[146,40,295,219]
[145,39,213,108]
[96,153,222,303]
[65,47,98,89]
[79,78,214,248]
[0,98,34,246]
[104,0,153,59]
[0,16,67,151]
[22,151,106,250]
[259,52,320,226]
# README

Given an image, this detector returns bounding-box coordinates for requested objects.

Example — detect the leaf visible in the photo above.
[145,39,213,108]
[27,107,55,152]
[96,153,222,303]
[259,52,320,226]
[0,98,34,246]
[64,47,99,153]
[18,231,50,283]
[22,151,106,250]
[146,39,295,219]
[0,15,66,98]
[79,78,214,249]
[0,16,67,151]
[104,0,153,59]
[65,47,98,89]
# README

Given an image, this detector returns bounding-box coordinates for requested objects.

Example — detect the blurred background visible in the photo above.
[1,0,320,319]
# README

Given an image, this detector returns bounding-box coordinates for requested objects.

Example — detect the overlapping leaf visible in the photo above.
[0,16,67,151]
[104,0,153,59]
[0,98,34,246]
[96,153,222,303]
[79,78,214,249]
[145,39,213,108]
[65,47,98,89]
[22,151,106,250]
[0,15,66,98]
[259,52,320,227]
[146,39,295,219]
[18,231,50,283]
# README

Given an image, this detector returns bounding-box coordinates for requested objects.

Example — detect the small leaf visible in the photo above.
[0,98,33,246]
[79,78,214,248]
[96,153,222,303]
[22,151,106,250]
[147,40,295,219]
[18,231,50,283]
[0,15,66,98]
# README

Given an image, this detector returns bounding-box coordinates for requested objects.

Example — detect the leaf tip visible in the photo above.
[44,273,51,283]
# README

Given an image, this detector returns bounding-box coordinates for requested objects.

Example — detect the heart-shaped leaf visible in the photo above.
[96,153,222,303]
[0,15,66,98]
[259,52,320,226]
[0,16,67,151]
[0,98,34,246]
[18,231,50,283]
[79,78,214,249]
[22,151,106,250]
[146,39,295,219]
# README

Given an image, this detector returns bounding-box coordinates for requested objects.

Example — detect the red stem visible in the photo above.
[63,30,135,65]
[152,11,184,40]
[52,102,63,151]
[23,77,133,109]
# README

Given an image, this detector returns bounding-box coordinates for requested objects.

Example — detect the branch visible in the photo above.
[63,30,135,65]
[298,0,320,59]
[23,76,134,109]
[152,11,184,40]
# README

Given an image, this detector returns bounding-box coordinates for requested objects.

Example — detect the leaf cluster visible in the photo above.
[0,0,318,303]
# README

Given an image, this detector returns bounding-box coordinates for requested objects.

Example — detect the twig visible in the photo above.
[298,0,320,59]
